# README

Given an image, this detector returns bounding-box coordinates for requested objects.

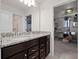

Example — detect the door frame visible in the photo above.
[53,0,76,8]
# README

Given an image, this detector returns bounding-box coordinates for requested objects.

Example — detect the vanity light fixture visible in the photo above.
[24,0,28,5]
[20,0,23,2]
[20,0,36,7]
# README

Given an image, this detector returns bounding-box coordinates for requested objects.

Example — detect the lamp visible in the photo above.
[20,0,36,7]
[24,0,28,5]
[65,8,74,14]
[20,0,23,2]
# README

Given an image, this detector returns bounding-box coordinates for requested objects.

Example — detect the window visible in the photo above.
[64,17,70,27]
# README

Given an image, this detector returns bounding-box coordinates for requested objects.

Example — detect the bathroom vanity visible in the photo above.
[1,32,50,59]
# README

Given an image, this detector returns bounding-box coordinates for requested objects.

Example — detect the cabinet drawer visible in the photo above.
[40,44,45,48]
[28,51,39,59]
[40,55,45,59]
[28,39,39,48]
[34,57,39,59]
[2,43,25,59]
[40,51,45,57]
[40,47,45,54]
[39,36,46,44]
[28,45,39,55]
[8,51,27,59]
[40,51,45,59]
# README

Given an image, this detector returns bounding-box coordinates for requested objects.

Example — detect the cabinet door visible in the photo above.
[2,43,24,59]
[40,51,45,59]
[8,52,27,59]
[39,36,46,49]
[46,35,50,56]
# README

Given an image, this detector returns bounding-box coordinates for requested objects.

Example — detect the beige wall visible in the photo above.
[13,14,22,32]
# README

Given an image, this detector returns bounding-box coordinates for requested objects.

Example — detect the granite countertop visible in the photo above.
[1,32,50,48]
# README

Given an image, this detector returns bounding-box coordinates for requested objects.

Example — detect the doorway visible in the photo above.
[53,1,78,59]
[54,0,78,44]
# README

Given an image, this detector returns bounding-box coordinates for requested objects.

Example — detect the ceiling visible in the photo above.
[54,1,77,18]
[1,0,45,10]
[54,1,77,14]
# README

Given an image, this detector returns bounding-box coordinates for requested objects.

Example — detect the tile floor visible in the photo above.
[46,40,77,59]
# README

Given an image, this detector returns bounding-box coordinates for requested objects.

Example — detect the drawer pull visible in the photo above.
[32,50,36,52]
[24,54,27,57]
[32,56,36,59]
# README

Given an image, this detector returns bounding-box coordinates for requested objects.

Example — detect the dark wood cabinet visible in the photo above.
[1,35,50,59]
[1,43,26,59]
[45,35,50,56]
[28,39,39,48]
[8,51,27,59]
[39,35,50,58]
[28,45,39,55]
[40,54,45,59]
[28,51,39,59]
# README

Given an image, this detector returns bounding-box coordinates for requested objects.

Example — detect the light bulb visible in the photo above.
[67,9,72,13]
[20,0,23,2]
[20,0,36,7]
[31,0,34,5]
[28,0,32,7]
[31,0,36,7]
[28,3,32,7]
[24,0,28,5]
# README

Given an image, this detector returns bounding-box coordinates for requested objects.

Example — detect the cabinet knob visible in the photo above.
[24,54,27,57]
